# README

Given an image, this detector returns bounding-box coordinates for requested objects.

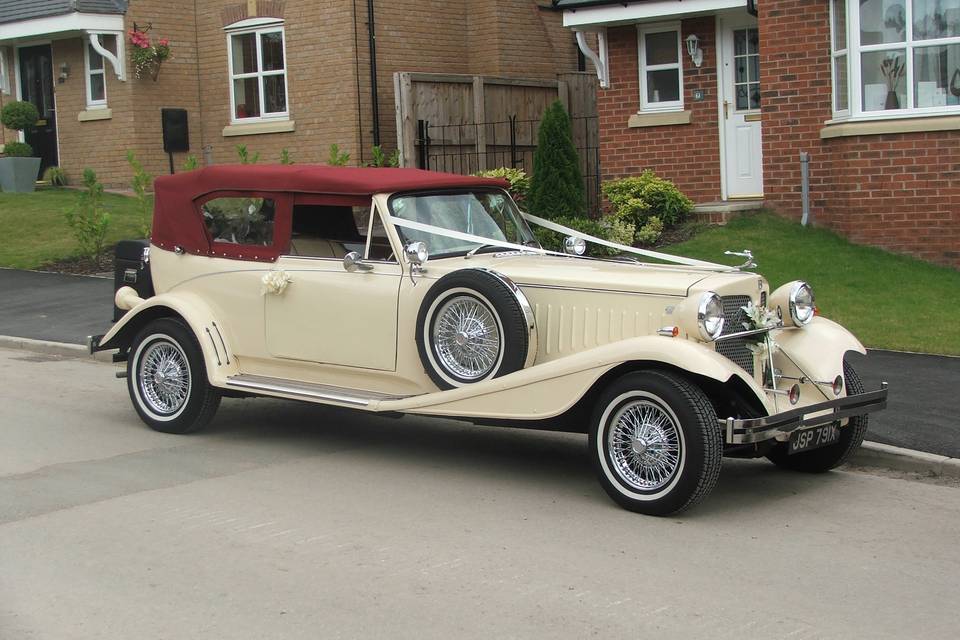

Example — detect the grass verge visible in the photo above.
[661,212,960,355]
[0,187,151,270]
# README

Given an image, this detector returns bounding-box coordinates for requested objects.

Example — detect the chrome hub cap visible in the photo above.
[138,340,191,415]
[433,295,501,380]
[608,400,681,492]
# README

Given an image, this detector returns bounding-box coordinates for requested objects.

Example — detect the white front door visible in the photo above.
[720,22,764,199]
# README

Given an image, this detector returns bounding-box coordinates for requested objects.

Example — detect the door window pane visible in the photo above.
[234,77,261,118]
[913,0,960,40]
[645,31,678,65]
[860,0,907,45]
[261,31,285,71]
[861,50,907,110]
[733,28,761,111]
[647,69,680,103]
[231,33,258,74]
[914,43,960,106]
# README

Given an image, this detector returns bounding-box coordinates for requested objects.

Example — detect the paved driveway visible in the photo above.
[1,269,957,457]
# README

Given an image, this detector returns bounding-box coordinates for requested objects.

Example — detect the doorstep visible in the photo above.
[693,199,765,224]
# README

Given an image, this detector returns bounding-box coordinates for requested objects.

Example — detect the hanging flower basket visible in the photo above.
[128,26,171,81]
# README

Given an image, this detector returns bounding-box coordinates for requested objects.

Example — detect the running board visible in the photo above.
[225,374,413,407]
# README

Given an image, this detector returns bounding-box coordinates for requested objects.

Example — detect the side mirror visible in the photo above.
[343,251,373,273]
[405,241,429,266]
[563,236,587,256]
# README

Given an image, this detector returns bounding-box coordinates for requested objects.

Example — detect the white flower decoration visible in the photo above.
[261,269,293,296]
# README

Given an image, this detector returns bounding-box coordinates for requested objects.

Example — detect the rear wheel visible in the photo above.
[589,371,723,516]
[127,318,220,434]
[766,360,868,473]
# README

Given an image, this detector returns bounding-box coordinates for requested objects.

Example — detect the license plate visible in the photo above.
[788,424,841,455]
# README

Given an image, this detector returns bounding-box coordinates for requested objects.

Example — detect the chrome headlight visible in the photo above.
[697,292,725,341]
[788,281,815,326]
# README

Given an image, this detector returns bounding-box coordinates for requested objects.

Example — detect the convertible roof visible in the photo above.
[154,165,507,199]
[151,165,509,257]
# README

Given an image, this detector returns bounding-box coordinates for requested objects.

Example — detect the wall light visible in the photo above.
[58,62,70,83]
[685,34,703,68]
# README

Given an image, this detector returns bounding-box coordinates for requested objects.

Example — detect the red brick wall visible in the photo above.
[760,0,960,268]
[598,19,722,204]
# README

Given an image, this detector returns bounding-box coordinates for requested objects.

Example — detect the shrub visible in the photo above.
[126,151,153,237]
[235,144,259,164]
[1,101,39,132]
[474,167,531,203]
[2,141,34,158]
[635,215,664,245]
[64,169,110,260]
[182,155,199,171]
[43,166,68,186]
[533,214,635,258]
[280,148,294,165]
[527,100,585,220]
[368,145,400,167]
[327,144,350,166]
[602,171,693,228]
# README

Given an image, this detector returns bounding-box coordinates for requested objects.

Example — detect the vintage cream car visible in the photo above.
[90,165,887,515]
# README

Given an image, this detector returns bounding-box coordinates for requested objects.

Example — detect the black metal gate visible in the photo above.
[416,115,601,215]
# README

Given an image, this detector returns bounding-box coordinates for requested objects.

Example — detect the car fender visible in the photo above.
[378,335,767,421]
[99,292,239,384]
[772,316,866,388]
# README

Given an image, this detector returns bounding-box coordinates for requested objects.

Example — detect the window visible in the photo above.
[202,197,277,246]
[0,48,9,94]
[733,28,761,110]
[84,43,107,108]
[638,24,683,111]
[288,204,394,261]
[227,24,289,122]
[831,0,960,118]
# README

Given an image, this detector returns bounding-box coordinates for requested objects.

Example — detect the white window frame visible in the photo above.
[83,40,108,108]
[0,47,9,94]
[832,0,960,120]
[637,22,684,112]
[225,20,290,124]
[829,0,851,117]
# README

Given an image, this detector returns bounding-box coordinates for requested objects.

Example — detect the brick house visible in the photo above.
[554,0,960,268]
[0,0,579,187]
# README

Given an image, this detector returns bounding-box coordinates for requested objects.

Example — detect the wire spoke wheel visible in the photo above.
[137,340,191,415]
[432,295,502,381]
[607,399,683,492]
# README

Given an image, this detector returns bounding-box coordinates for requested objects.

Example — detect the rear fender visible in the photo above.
[99,293,238,384]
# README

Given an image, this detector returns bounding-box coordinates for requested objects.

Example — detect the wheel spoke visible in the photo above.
[606,398,683,492]
[432,295,501,380]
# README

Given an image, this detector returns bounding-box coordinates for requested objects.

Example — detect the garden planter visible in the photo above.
[0,157,42,193]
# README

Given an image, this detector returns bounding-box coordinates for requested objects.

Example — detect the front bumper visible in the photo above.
[721,383,888,444]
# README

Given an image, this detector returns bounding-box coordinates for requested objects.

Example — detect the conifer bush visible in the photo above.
[527,100,585,219]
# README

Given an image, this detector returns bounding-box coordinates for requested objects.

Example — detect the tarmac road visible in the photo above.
[1,348,958,639]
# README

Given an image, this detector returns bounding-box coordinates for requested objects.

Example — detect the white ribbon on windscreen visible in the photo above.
[386,213,730,270]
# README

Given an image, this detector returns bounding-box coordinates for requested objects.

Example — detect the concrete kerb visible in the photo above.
[1,334,958,479]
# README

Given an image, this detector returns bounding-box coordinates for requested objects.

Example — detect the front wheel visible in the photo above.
[589,370,723,516]
[127,318,221,434]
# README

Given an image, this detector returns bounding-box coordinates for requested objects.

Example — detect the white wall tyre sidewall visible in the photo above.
[421,287,506,388]
[131,333,193,423]
[595,390,688,502]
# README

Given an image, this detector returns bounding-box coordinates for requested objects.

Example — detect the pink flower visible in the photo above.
[158,38,169,47]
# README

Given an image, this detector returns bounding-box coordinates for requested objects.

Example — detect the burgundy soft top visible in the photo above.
[151,165,508,256]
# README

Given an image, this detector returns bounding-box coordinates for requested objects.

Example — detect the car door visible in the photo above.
[264,196,402,371]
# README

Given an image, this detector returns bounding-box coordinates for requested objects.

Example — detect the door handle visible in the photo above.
[723,100,729,120]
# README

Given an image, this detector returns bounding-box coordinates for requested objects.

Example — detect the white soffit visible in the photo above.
[0,13,125,43]
[563,0,747,27]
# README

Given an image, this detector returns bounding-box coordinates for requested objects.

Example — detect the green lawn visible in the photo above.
[661,212,960,355]
[0,187,151,269]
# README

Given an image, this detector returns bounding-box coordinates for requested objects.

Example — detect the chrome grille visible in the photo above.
[715,295,755,375]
